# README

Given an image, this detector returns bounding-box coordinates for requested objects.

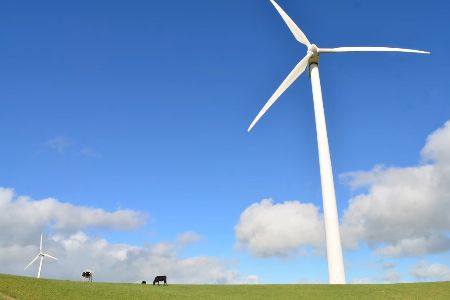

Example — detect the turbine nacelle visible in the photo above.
[307,44,320,66]
[307,44,319,57]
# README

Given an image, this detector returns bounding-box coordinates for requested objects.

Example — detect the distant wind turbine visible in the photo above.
[24,233,58,278]
[248,0,429,284]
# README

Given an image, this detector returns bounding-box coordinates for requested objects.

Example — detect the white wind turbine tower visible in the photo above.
[248,0,429,284]
[24,233,58,278]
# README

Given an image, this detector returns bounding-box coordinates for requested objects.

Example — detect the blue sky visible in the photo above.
[1,0,449,283]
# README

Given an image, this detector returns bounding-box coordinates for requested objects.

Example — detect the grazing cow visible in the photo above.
[82,271,93,282]
[153,275,167,285]
[141,281,146,284]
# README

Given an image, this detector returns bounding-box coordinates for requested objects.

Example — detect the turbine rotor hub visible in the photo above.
[308,44,319,56]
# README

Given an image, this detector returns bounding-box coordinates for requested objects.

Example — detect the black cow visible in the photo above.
[153,275,167,285]
[141,281,146,284]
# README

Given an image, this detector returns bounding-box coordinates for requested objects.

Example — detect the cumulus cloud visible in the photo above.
[410,261,450,281]
[177,231,202,246]
[381,261,403,283]
[350,261,402,284]
[374,236,450,257]
[340,120,450,257]
[235,199,325,257]
[382,270,401,283]
[351,277,374,284]
[422,121,450,163]
[351,271,401,284]
[0,188,145,247]
[242,274,260,284]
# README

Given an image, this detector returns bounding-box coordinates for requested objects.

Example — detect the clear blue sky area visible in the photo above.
[1,0,449,283]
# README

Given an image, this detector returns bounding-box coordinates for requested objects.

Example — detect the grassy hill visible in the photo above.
[0,274,449,300]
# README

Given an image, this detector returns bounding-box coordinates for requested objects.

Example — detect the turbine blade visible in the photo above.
[319,46,430,54]
[269,0,310,47]
[248,53,312,132]
[40,233,43,252]
[43,253,58,260]
[24,255,40,270]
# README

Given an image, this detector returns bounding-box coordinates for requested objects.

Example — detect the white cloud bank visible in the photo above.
[341,120,450,257]
[235,199,324,257]
[0,188,257,283]
[236,120,450,259]
[0,188,145,247]
[410,261,450,281]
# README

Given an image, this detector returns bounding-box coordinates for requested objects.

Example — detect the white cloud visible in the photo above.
[381,269,401,283]
[241,274,260,284]
[0,188,254,284]
[410,261,450,281]
[351,270,401,284]
[422,120,450,163]
[0,187,145,247]
[376,260,401,283]
[41,136,100,158]
[46,136,71,153]
[351,277,374,284]
[350,261,402,284]
[79,147,101,158]
[381,261,396,270]
[177,231,202,246]
[340,120,450,257]
[235,199,324,258]
[374,236,450,257]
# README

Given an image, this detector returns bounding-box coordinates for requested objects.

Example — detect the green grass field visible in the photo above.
[0,274,449,300]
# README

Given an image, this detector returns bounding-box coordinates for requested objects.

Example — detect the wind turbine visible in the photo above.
[24,233,58,278]
[248,0,429,284]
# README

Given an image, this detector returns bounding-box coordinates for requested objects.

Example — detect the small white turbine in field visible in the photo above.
[24,233,58,278]
[248,0,429,284]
